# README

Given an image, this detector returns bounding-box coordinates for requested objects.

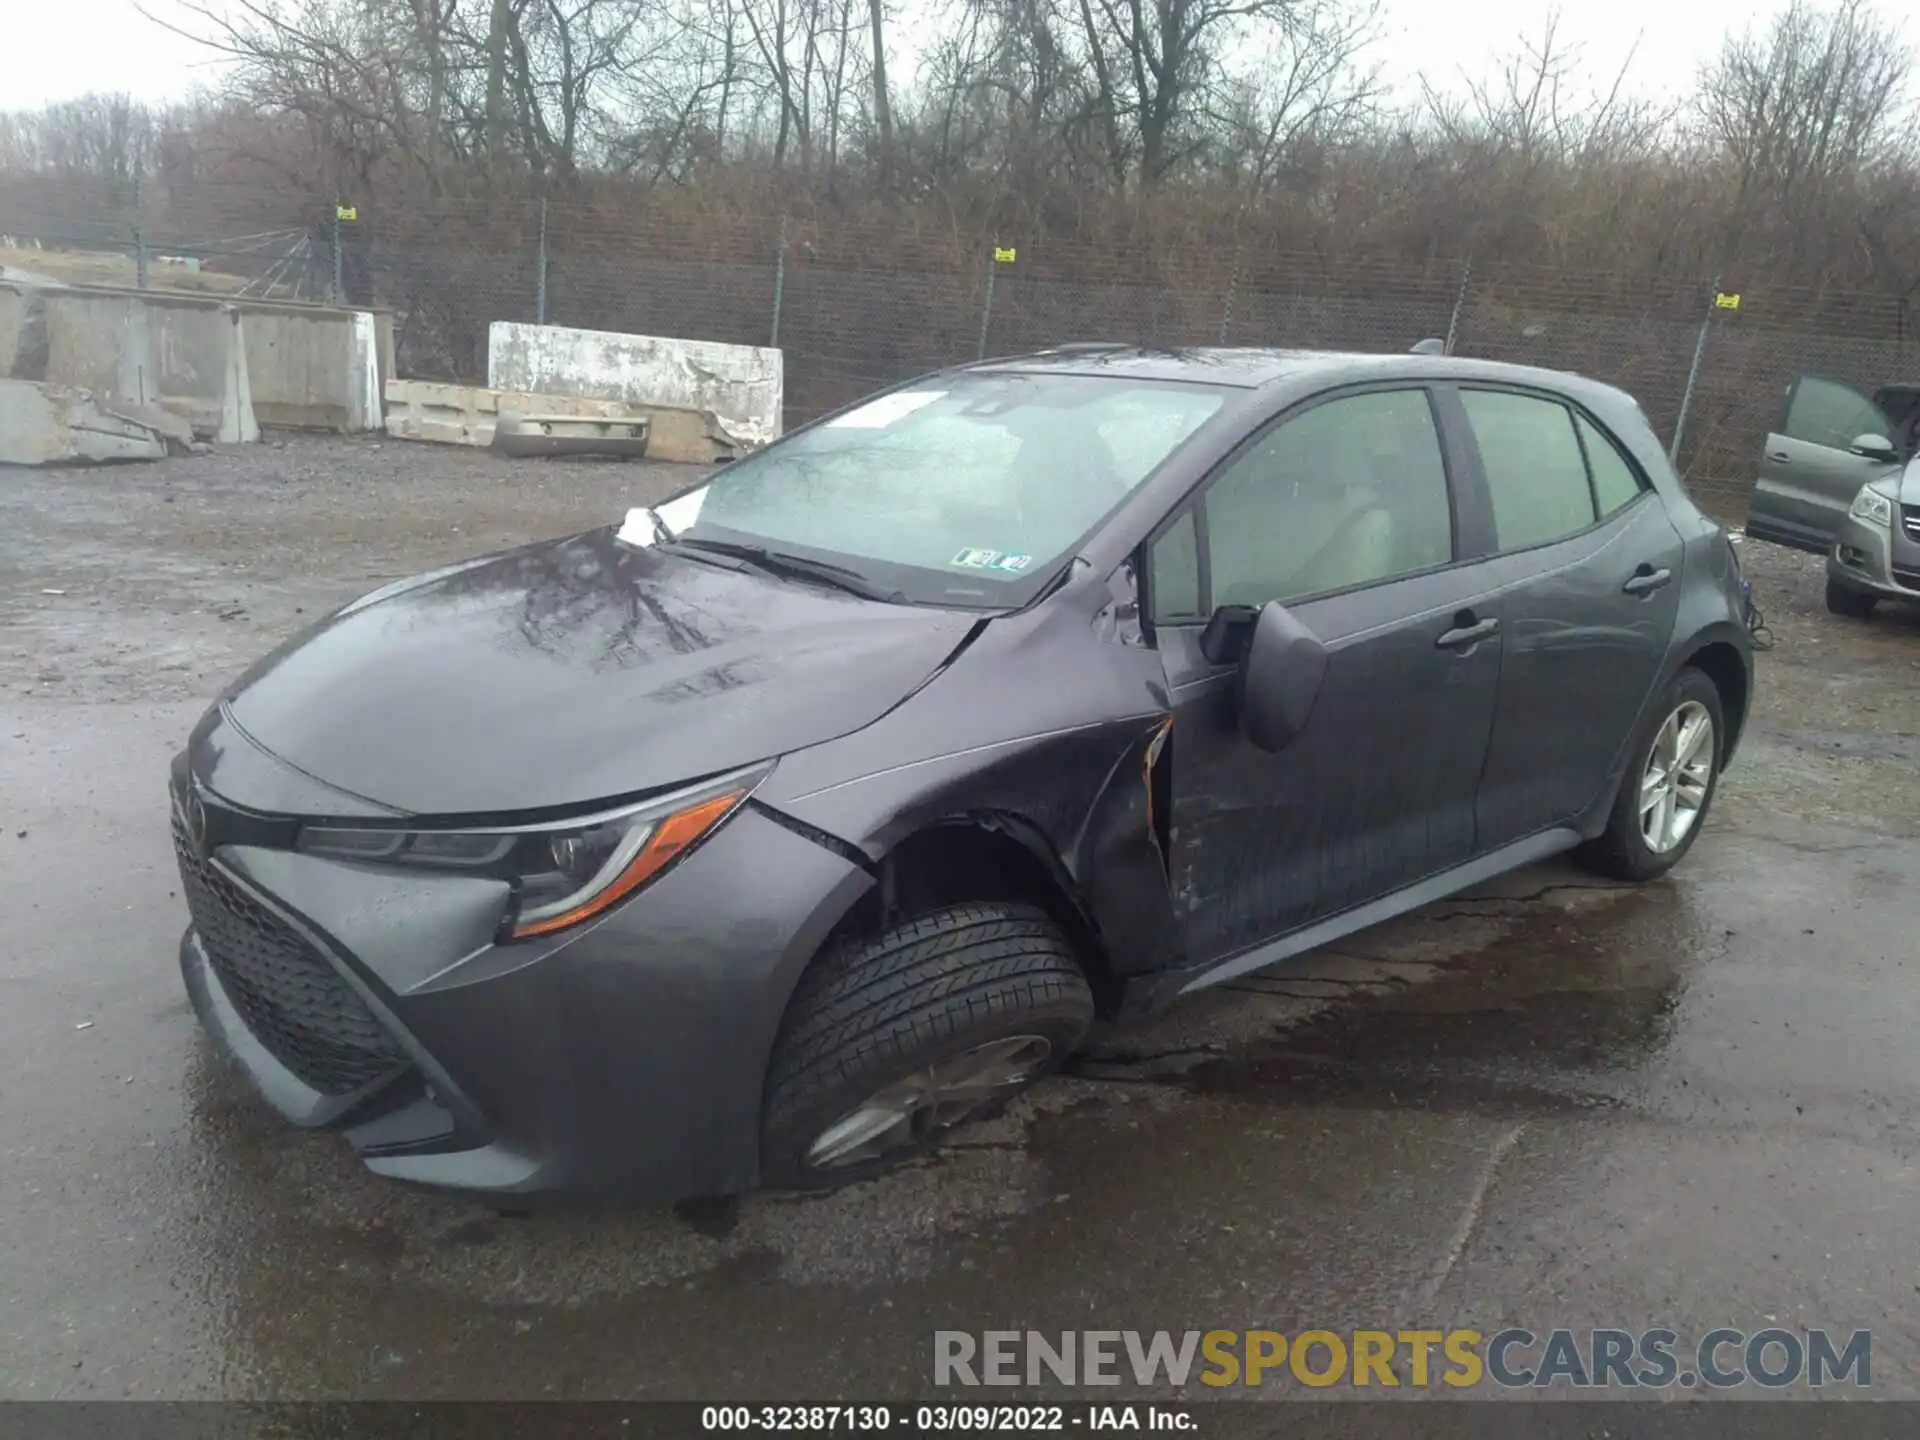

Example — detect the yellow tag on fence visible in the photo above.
[993,246,1017,264]
[336,203,358,222]
[1714,292,1740,310]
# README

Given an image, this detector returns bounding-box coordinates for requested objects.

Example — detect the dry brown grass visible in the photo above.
[0,243,250,294]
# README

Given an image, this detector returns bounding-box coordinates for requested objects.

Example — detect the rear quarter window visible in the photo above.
[1576,413,1650,516]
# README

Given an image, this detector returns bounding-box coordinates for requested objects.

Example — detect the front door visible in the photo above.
[1144,385,1504,968]
[1448,386,1686,847]
[1750,375,1903,552]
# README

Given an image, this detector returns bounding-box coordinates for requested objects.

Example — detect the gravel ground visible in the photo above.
[1715,533,1920,835]
[0,436,691,705]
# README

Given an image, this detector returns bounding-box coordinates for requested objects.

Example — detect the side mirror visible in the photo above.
[1198,604,1259,665]
[1850,433,1897,462]
[1239,602,1329,753]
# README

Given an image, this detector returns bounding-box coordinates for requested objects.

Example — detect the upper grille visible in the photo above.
[172,807,406,1096]
[1902,505,1920,542]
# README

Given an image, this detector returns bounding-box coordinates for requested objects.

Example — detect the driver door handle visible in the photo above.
[1623,565,1673,596]
[1436,615,1499,650]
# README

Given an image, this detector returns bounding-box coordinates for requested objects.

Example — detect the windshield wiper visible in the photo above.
[664,537,907,604]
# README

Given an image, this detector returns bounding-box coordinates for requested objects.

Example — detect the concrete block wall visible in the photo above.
[488,322,782,448]
[0,279,393,436]
[384,378,746,463]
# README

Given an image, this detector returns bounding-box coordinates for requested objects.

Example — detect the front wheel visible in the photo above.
[1578,667,1725,882]
[761,901,1094,1189]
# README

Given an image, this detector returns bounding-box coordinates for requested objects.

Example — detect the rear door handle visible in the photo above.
[1436,615,1499,650]
[1623,565,1673,596]
[1769,452,1791,462]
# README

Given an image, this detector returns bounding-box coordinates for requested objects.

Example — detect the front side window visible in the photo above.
[666,372,1229,607]
[1781,377,1890,452]
[1165,388,1452,614]
[1461,389,1598,551]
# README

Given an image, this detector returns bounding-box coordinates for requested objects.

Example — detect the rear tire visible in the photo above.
[1825,576,1877,619]
[761,901,1094,1189]
[1577,667,1724,883]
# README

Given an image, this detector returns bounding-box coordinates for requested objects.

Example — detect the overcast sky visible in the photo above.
[0,0,1872,113]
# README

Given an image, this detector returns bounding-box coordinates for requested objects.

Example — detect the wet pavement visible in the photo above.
[4,438,1920,1403]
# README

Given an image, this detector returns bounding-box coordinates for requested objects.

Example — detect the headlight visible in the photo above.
[1850,483,1896,527]
[296,764,769,939]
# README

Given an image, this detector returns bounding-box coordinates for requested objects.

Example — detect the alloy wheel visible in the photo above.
[805,1034,1053,1168]
[1639,699,1715,854]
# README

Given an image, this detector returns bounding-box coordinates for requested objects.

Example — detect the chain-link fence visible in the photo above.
[4,173,1917,521]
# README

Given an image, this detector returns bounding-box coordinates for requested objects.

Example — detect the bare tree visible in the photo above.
[1211,0,1381,191]
[1696,0,1914,203]
[0,95,162,181]
[1077,0,1303,184]
[1422,11,1675,164]
[868,0,894,185]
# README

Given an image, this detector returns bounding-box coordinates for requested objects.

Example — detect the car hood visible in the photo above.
[214,528,979,816]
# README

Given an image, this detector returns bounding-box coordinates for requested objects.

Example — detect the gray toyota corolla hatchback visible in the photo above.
[170,347,1755,1201]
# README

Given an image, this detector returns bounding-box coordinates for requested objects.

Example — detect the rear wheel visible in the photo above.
[1825,576,1877,619]
[1578,667,1724,883]
[761,901,1094,1189]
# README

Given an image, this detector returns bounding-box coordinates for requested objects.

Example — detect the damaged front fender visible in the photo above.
[757,576,1184,994]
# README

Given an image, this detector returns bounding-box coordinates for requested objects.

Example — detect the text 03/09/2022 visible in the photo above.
[700,1405,1195,1432]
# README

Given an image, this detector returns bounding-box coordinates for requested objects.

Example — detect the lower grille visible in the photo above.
[1892,566,1920,593]
[172,808,406,1096]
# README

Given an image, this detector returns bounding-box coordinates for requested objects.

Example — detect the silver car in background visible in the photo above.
[1747,375,1920,617]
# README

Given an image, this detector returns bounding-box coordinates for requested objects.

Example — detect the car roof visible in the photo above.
[969,344,1623,401]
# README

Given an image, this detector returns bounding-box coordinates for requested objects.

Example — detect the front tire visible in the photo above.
[761,902,1094,1189]
[1826,576,1877,619]
[1578,667,1725,883]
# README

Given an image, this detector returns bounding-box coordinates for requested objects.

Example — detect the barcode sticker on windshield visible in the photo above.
[827,390,946,429]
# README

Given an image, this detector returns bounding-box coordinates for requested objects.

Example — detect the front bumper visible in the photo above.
[1828,502,1920,601]
[172,780,871,1201]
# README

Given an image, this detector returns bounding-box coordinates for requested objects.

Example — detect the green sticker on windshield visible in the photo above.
[951,548,1000,569]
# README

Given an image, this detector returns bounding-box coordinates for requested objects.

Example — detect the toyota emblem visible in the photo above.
[186,793,209,856]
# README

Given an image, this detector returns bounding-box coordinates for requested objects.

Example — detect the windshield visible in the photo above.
[640,372,1231,606]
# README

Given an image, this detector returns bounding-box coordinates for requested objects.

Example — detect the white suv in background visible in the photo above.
[1747,376,1920,617]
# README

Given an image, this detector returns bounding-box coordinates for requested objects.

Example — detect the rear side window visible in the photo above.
[1576,414,1648,517]
[1461,390,1596,551]
[1782,377,1888,451]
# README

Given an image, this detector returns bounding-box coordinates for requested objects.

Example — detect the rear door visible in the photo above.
[1750,376,1902,552]
[1447,386,1687,850]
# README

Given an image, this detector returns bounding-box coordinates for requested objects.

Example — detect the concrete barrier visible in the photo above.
[487,322,781,448]
[0,282,31,373]
[0,279,393,434]
[243,301,392,430]
[32,286,239,434]
[0,378,183,465]
[384,379,743,464]
[219,309,260,444]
